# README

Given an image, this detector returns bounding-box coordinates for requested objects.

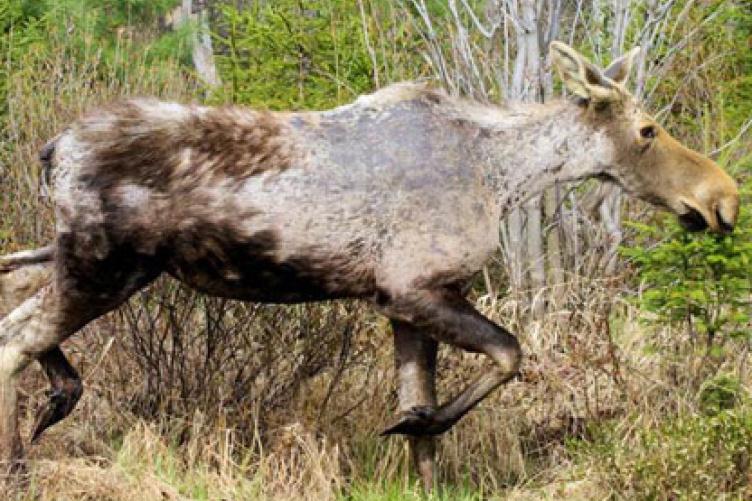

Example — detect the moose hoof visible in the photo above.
[30,385,81,443]
[381,406,451,436]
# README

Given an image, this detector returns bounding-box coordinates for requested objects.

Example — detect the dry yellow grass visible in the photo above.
[4,290,745,500]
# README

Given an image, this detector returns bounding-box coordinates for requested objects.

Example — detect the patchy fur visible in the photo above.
[74,100,297,191]
[0,264,53,317]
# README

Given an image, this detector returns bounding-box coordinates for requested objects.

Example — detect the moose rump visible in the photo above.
[52,99,391,305]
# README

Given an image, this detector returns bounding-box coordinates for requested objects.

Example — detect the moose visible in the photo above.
[0,42,739,489]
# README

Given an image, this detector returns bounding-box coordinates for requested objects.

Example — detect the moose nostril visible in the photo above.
[716,208,734,234]
[678,206,708,232]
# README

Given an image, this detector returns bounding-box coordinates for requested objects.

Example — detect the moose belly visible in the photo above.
[164,235,375,304]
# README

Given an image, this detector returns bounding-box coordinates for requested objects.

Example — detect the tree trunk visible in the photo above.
[503,0,529,295]
[544,186,565,300]
[542,0,564,304]
[520,0,546,318]
[179,0,222,87]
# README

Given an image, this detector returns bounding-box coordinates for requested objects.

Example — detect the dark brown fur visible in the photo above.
[76,101,295,192]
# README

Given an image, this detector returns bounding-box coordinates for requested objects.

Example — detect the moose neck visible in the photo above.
[466,100,615,214]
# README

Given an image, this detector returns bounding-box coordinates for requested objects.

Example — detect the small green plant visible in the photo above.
[621,226,752,351]
[621,181,752,352]
[699,374,743,416]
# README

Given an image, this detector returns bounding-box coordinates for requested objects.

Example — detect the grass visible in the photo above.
[2,416,599,500]
[0,300,745,500]
[341,481,485,501]
[577,406,752,500]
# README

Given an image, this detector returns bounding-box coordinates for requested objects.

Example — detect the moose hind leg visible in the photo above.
[386,320,438,491]
[31,347,82,443]
[0,357,22,474]
[0,288,56,472]
[380,287,521,436]
[0,261,158,471]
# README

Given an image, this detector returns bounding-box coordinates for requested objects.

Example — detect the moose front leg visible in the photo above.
[390,320,438,491]
[380,287,521,437]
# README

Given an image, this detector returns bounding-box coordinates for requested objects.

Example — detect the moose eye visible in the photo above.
[640,125,656,139]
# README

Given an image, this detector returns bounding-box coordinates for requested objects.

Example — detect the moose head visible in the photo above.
[550,41,739,234]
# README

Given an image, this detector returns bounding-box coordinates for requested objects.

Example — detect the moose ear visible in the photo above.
[549,41,615,101]
[603,46,641,86]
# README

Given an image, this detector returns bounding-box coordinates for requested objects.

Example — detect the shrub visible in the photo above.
[585,408,752,500]
[624,219,752,341]
[621,179,752,354]
[211,1,376,109]
[699,374,743,416]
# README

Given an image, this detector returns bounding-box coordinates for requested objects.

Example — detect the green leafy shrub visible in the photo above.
[209,0,433,109]
[621,181,752,351]
[212,1,376,109]
[0,0,188,117]
[585,409,752,500]
[699,374,743,416]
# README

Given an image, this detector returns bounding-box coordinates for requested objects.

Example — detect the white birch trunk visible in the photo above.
[543,0,564,301]
[504,0,528,294]
[179,0,222,88]
[520,0,546,318]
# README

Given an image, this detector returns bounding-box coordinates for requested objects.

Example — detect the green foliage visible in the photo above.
[707,1,752,132]
[209,0,434,109]
[622,225,752,341]
[583,408,752,500]
[621,186,752,347]
[0,0,188,120]
[639,1,752,149]
[0,1,47,118]
[699,374,744,416]
[212,1,376,109]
